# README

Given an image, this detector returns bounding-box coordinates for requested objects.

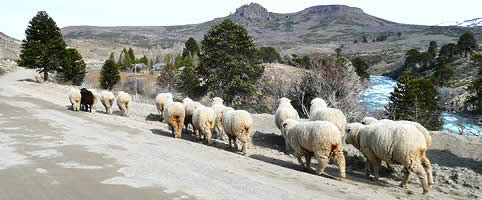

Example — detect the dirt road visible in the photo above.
[0,68,479,200]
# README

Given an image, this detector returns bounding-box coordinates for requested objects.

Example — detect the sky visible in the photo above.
[1,0,481,40]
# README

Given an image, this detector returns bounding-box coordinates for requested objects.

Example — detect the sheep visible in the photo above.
[163,102,185,138]
[100,91,115,114]
[210,97,233,140]
[80,88,94,112]
[87,89,98,110]
[68,88,81,111]
[280,119,346,179]
[192,106,216,144]
[274,97,299,152]
[222,110,253,155]
[183,97,202,134]
[117,91,132,117]
[309,98,346,134]
[361,118,432,147]
[155,93,173,121]
[345,122,433,195]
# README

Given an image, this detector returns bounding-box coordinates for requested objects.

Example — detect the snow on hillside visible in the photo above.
[437,18,482,27]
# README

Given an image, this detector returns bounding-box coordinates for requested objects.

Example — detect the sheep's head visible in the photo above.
[278,97,291,105]
[345,123,364,149]
[280,119,298,138]
[310,98,327,114]
[182,97,193,103]
[212,97,224,105]
[361,117,378,125]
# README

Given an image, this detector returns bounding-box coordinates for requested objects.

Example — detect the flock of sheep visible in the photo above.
[68,89,434,195]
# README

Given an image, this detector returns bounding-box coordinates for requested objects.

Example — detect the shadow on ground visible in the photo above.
[427,149,482,174]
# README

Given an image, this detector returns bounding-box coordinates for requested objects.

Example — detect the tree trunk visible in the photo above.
[43,71,48,82]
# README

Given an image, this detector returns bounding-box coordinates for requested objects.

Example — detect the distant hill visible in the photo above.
[62,3,481,61]
[437,18,482,27]
[0,32,21,60]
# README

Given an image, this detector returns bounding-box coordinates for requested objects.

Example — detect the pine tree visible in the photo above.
[128,47,135,62]
[182,37,200,58]
[199,19,263,104]
[99,58,120,90]
[386,71,443,130]
[59,48,86,85]
[428,41,438,59]
[18,11,66,82]
[457,32,477,58]
[432,65,455,87]
[177,55,205,97]
[404,49,420,71]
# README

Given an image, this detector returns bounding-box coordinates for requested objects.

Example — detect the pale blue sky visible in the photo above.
[2,0,481,40]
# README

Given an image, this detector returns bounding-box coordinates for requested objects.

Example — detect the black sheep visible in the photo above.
[80,88,94,112]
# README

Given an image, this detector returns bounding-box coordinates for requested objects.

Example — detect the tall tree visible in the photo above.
[259,46,282,63]
[427,41,438,59]
[128,47,135,62]
[177,55,206,98]
[404,49,420,71]
[199,19,263,105]
[18,11,66,82]
[432,65,455,87]
[59,48,86,85]
[351,56,370,81]
[182,37,200,58]
[438,43,459,64]
[99,58,120,90]
[386,71,443,130]
[457,32,477,58]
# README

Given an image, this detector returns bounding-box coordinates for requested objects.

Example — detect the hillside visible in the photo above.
[62,3,482,61]
[0,32,21,60]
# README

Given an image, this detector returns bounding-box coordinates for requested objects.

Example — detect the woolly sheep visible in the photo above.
[155,93,173,121]
[100,91,115,114]
[274,97,299,152]
[212,97,224,106]
[183,97,202,133]
[211,97,233,140]
[87,89,98,109]
[222,110,253,155]
[345,122,433,195]
[163,102,185,138]
[80,88,94,112]
[117,91,132,117]
[361,118,432,147]
[309,98,346,134]
[280,119,346,179]
[68,88,81,111]
[192,106,216,144]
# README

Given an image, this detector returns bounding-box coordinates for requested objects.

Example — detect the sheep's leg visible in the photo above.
[284,140,290,154]
[400,167,411,188]
[314,151,330,176]
[333,150,346,179]
[363,150,381,181]
[304,154,312,171]
[409,162,429,195]
[296,155,305,170]
[233,137,239,150]
[421,156,434,185]
[241,141,248,155]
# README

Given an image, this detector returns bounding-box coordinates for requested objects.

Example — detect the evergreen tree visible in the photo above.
[18,11,66,82]
[259,46,282,63]
[136,55,149,66]
[99,59,120,90]
[182,37,200,58]
[351,56,370,81]
[386,71,443,130]
[174,54,184,68]
[177,55,206,97]
[199,19,263,104]
[428,41,438,59]
[59,48,86,85]
[465,64,481,113]
[457,32,477,58]
[432,65,455,87]
[404,49,420,71]
[128,47,135,62]
[335,48,342,57]
[439,43,459,64]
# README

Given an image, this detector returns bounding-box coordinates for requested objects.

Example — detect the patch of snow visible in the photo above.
[57,161,103,169]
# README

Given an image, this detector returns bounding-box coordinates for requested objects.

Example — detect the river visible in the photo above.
[360,75,481,136]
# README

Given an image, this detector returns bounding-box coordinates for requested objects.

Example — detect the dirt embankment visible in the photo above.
[6,67,482,199]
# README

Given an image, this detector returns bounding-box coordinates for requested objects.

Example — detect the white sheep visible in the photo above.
[192,106,216,144]
[361,118,432,147]
[309,98,346,134]
[274,97,299,152]
[210,97,233,140]
[117,91,132,117]
[183,97,202,133]
[100,91,115,114]
[222,110,253,155]
[69,88,81,111]
[155,93,173,121]
[87,89,98,110]
[163,102,185,138]
[281,119,346,179]
[345,122,433,195]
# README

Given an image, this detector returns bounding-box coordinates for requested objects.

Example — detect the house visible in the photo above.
[131,63,149,74]
[151,62,167,72]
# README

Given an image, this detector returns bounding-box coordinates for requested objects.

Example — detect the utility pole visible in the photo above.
[134,64,138,102]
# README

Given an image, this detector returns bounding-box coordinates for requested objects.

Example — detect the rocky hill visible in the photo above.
[62,3,482,61]
[0,32,21,60]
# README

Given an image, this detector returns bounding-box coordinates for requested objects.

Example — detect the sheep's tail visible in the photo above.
[108,98,113,106]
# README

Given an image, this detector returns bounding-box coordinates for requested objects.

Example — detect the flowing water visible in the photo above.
[360,75,481,136]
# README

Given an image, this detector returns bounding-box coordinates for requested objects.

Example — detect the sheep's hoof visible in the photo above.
[338,177,346,182]
[422,190,429,195]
